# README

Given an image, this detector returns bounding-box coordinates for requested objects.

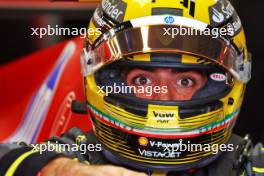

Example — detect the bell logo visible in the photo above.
[138,137,149,146]
[210,73,226,82]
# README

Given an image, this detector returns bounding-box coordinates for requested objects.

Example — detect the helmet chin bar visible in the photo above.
[88,106,235,172]
[102,147,222,172]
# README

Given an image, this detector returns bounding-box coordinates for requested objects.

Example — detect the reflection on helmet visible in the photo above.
[82,0,251,172]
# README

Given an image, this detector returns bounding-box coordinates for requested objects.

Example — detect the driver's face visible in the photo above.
[124,68,208,101]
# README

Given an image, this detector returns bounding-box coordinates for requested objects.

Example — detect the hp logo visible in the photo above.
[164,16,175,24]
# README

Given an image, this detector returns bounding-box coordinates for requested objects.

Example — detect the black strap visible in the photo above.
[13,151,64,176]
[251,143,264,175]
[0,147,32,176]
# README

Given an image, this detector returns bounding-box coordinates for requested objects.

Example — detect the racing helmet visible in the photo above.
[81,0,251,172]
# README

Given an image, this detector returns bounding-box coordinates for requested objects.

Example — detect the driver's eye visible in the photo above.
[133,76,152,86]
[176,77,195,88]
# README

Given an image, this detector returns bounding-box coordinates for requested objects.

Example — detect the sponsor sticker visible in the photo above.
[210,73,226,82]
[164,16,175,24]
[93,8,107,28]
[209,0,235,25]
[208,0,242,36]
[101,0,127,23]
[138,137,149,146]
[225,16,242,36]
[211,7,225,23]
[209,0,242,35]
[138,148,181,158]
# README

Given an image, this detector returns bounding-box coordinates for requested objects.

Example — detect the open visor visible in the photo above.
[95,64,231,101]
[81,24,251,83]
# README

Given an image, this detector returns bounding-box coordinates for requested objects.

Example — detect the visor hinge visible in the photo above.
[71,100,88,114]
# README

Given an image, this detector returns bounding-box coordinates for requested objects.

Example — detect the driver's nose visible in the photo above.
[152,78,176,101]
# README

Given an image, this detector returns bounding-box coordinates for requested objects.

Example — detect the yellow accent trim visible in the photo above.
[128,54,151,62]
[104,100,224,130]
[5,150,38,176]
[97,133,132,150]
[73,158,79,162]
[181,54,201,64]
[102,140,228,163]
[240,170,246,176]
[84,161,90,165]
[75,135,87,146]
[95,125,228,163]
[152,172,167,176]
[253,167,264,173]
[104,102,144,120]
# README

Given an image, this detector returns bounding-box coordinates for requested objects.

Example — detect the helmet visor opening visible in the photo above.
[95,63,231,102]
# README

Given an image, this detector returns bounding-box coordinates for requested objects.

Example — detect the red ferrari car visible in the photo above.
[0,0,97,143]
